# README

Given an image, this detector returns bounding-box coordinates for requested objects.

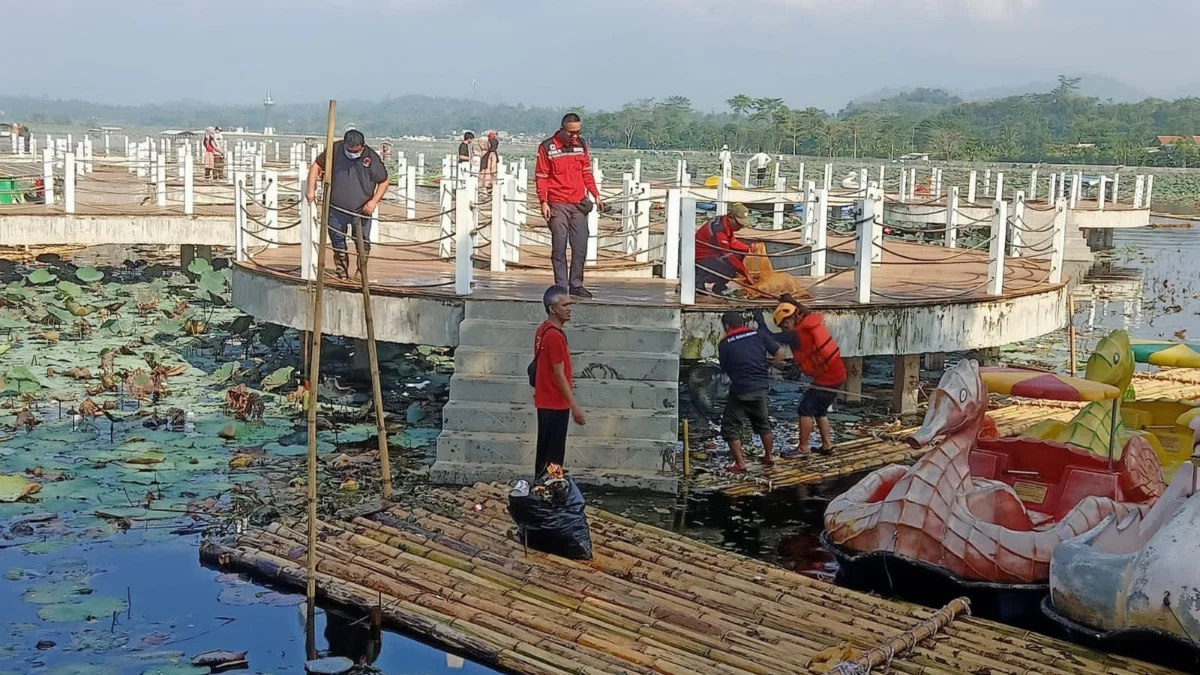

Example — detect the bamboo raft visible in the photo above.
[200,483,1185,675]
[696,372,1200,497]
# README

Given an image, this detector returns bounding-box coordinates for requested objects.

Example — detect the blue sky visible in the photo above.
[13,0,1199,111]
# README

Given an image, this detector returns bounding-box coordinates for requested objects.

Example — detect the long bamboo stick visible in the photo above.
[830,597,970,674]
[352,209,393,499]
[304,100,337,659]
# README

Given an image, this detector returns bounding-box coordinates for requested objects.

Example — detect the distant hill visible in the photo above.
[966,74,1152,102]
[840,88,963,118]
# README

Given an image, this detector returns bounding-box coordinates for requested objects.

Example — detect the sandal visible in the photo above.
[816,446,835,456]
[723,464,747,473]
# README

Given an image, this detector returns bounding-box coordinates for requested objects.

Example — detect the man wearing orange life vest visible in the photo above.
[765,294,846,455]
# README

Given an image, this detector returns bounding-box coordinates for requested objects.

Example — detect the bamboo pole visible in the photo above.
[1068,293,1077,377]
[304,100,337,659]
[682,420,690,477]
[352,212,393,499]
[829,598,970,674]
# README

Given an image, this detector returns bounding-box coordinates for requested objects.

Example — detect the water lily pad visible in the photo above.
[208,362,238,384]
[76,267,105,284]
[260,366,293,392]
[23,581,92,604]
[22,538,73,554]
[3,568,26,581]
[57,281,83,299]
[46,665,119,675]
[305,656,354,674]
[0,474,41,502]
[27,269,57,285]
[37,595,128,622]
[69,627,131,653]
[142,666,210,675]
[186,258,213,276]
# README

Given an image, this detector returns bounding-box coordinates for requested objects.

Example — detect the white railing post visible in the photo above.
[908,167,916,200]
[405,165,417,220]
[869,186,883,265]
[1029,169,1039,201]
[507,174,522,264]
[934,168,943,198]
[183,152,194,215]
[802,180,816,244]
[1097,176,1107,211]
[772,176,786,230]
[1145,174,1154,208]
[1113,173,1121,203]
[878,165,886,190]
[369,203,380,247]
[984,169,991,196]
[42,149,54,206]
[946,186,959,248]
[1069,174,1079,209]
[1133,175,1145,209]
[299,166,316,281]
[796,162,805,192]
[1050,198,1067,284]
[84,137,93,173]
[988,200,1008,296]
[1048,172,1057,205]
[633,157,642,184]
[438,179,453,259]
[636,181,651,263]
[234,174,247,262]
[717,157,731,216]
[742,159,751,187]
[621,174,635,255]
[854,197,873,304]
[417,152,425,183]
[516,165,529,231]
[776,159,784,184]
[823,163,832,191]
[995,172,1004,201]
[968,169,977,203]
[859,168,868,197]
[264,170,279,248]
[587,165,600,266]
[64,152,76,213]
[665,188,681,280]
[490,173,506,272]
[1009,190,1026,258]
[812,188,829,277]
[899,167,907,203]
[455,178,474,295]
[156,153,167,208]
[680,196,697,305]
[76,142,85,177]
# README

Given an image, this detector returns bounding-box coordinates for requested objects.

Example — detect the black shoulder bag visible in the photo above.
[528,325,565,387]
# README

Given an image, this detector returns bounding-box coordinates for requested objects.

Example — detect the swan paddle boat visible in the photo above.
[1044,462,1200,667]
[822,359,1165,621]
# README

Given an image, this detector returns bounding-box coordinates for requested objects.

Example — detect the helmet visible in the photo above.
[772,302,799,326]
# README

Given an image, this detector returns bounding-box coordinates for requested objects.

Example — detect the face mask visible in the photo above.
[344,147,362,160]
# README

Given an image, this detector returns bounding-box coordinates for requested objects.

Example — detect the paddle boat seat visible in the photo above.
[972,438,1124,522]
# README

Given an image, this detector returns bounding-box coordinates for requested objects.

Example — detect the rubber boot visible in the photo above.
[333,250,350,280]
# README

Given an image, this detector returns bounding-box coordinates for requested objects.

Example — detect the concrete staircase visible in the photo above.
[431,300,681,492]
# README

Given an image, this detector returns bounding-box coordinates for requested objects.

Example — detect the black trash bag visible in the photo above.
[507,476,593,560]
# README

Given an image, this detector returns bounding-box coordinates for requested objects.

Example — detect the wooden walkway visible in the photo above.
[695,372,1200,497]
[200,483,1183,675]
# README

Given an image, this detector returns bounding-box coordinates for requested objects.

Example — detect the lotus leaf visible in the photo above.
[260,366,293,392]
[27,269,57,285]
[226,315,252,335]
[0,475,41,502]
[75,267,104,283]
[155,319,184,336]
[69,628,131,653]
[45,663,120,675]
[57,281,83,299]
[208,362,238,384]
[186,258,214,276]
[23,581,93,604]
[47,305,75,325]
[0,315,23,330]
[258,323,285,346]
[37,595,127,622]
[0,343,9,356]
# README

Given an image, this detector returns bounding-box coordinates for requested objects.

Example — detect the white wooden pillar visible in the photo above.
[490,173,506,272]
[42,149,55,206]
[1133,175,1145,209]
[898,168,907,203]
[455,177,475,295]
[869,186,883,265]
[84,137,93,173]
[854,196,873,304]
[968,170,977,203]
[1048,173,1057,205]
[908,168,916,200]
[796,162,805,192]
[183,152,194,215]
[823,163,832,191]
[995,172,1004,201]
[946,186,959,248]
[742,159,751,187]
[984,168,991,196]
[1029,170,1039,201]
[878,165,886,189]
[802,180,816,244]
[76,142,85,177]
[1145,174,1154,208]
[438,180,453,259]
[621,173,635,255]
[516,165,529,230]
[717,156,731,216]
[234,174,247,262]
[156,154,167,208]
[664,189,681,280]
[633,157,642,185]
[508,174,523,265]
[988,200,1008,295]
[680,196,697,305]
[772,176,786,230]
[63,153,78,211]
[417,153,425,183]
[586,165,600,266]
[1009,191,1026,258]
[263,170,280,248]
[635,182,651,263]
[859,168,868,197]
[1049,198,1067,284]
[1097,176,1107,211]
[405,165,417,220]
[812,188,829,277]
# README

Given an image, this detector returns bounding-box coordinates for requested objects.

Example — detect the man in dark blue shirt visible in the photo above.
[717,311,782,472]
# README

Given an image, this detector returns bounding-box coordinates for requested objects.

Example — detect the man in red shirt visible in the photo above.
[535,113,604,299]
[695,203,754,295]
[532,285,586,477]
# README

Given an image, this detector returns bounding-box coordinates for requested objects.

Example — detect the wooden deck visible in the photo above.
[200,483,1184,675]
[695,372,1200,497]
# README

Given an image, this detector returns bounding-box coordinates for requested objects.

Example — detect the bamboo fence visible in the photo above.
[698,373,1200,497]
[201,482,1184,675]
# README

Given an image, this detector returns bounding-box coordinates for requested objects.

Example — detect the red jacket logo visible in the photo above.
[362,157,371,166]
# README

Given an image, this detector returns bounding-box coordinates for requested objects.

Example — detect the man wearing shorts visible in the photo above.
[717,311,783,472]
[767,295,846,455]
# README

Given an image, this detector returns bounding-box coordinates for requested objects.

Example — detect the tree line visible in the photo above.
[8,76,1200,166]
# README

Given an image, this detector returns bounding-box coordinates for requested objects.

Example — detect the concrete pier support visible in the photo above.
[892,354,921,414]
[180,244,213,278]
[840,357,863,403]
[923,352,945,371]
[968,347,1001,366]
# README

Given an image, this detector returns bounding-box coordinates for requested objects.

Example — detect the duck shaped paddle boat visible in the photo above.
[1044,462,1200,667]
[822,359,1165,622]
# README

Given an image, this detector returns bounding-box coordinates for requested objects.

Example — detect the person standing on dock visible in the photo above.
[766,296,846,455]
[694,203,753,295]
[479,131,499,194]
[532,286,585,477]
[536,113,603,299]
[305,129,390,280]
[457,131,474,165]
[750,148,772,187]
[718,311,783,472]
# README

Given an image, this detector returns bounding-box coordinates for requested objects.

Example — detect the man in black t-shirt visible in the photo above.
[306,130,390,279]
[457,131,474,165]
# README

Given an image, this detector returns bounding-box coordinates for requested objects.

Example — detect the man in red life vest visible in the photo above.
[762,295,846,455]
[695,203,753,295]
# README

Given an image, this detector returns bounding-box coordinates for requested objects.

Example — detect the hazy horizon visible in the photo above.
[13,0,1200,113]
